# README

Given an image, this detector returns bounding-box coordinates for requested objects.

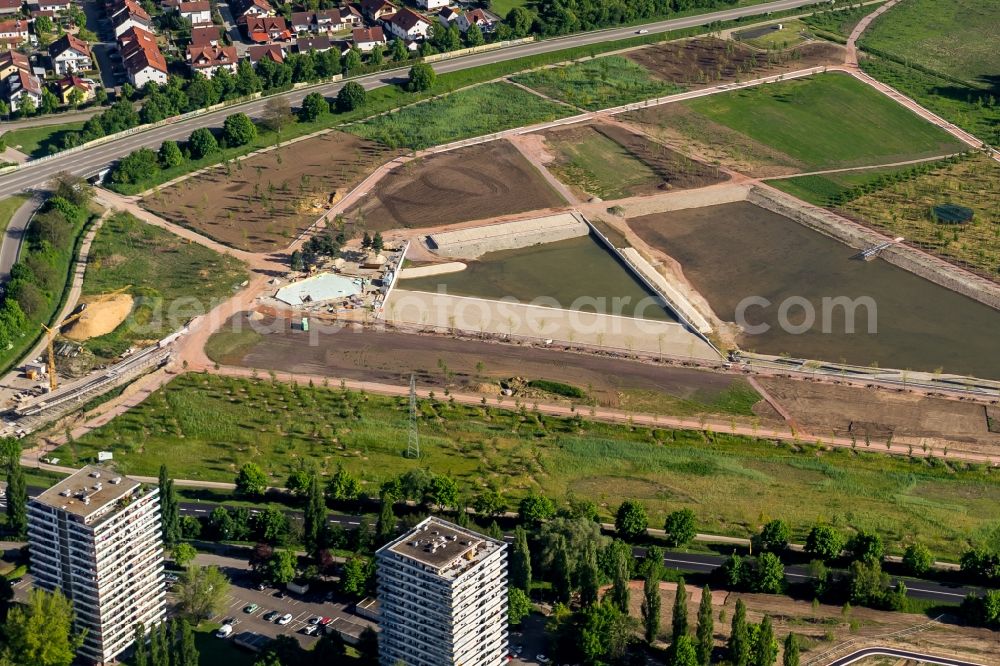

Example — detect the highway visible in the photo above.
[0,0,828,199]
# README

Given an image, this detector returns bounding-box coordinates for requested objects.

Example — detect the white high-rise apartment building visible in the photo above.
[376,516,508,666]
[28,466,166,665]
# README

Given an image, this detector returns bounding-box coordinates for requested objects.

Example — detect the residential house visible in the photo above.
[187,43,237,77]
[350,25,383,52]
[189,23,220,47]
[340,4,362,26]
[289,10,313,33]
[415,0,447,9]
[315,8,343,31]
[3,67,41,110]
[0,48,28,77]
[230,0,272,19]
[54,73,94,103]
[437,5,458,28]
[48,33,91,75]
[118,25,167,86]
[0,0,22,15]
[27,0,69,13]
[359,0,393,22]
[294,34,331,53]
[246,41,283,64]
[382,7,430,42]
[0,18,29,45]
[456,7,498,33]
[178,0,212,24]
[111,0,152,37]
[241,14,289,42]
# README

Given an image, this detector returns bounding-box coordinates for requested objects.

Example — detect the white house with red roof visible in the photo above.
[27,0,69,13]
[187,43,237,77]
[382,7,430,41]
[48,33,92,75]
[111,0,153,37]
[0,0,23,16]
[230,0,272,19]
[456,7,498,33]
[0,18,29,45]
[351,25,384,52]
[3,67,42,111]
[178,0,212,24]
[240,14,290,42]
[118,25,167,86]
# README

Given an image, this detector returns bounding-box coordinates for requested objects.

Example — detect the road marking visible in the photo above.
[193,509,207,513]
[347,521,360,525]
[908,587,966,599]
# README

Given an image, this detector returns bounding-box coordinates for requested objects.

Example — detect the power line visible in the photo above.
[406,373,420,459]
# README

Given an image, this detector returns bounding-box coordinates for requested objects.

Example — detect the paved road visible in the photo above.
[826,647,988,666]
[0,0,830,199]
[0,109,103,131]
[0,194,41,283]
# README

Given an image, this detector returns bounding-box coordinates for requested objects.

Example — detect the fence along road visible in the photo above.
[0,0,832,199]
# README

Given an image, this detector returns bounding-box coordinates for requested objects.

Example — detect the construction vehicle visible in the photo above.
[41,286,131,392]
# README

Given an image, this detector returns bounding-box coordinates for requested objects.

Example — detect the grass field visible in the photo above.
[680,72,963,170]
[345,82,574,150]
[2,121,87,159]
[0,195,28,235]
[546,127,660,199]
[511,56,681,110]
[768,164,928,206]
[802,2,885,41]
[490,0,530,16]
[842,154,1000,278]
[738,19,809,49]
[80,213,247,358]
[861,0,1000,86]
[60,373,1000,560]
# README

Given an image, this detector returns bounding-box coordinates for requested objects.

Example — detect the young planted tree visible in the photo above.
[728,598,750,666]
[510,525,532,592]
[782,632,799,666]
[696,585,714,665]
[303,471,326,555]
[641,567,661,643]
[672,576,689,642]
[336,81,366,112]
[158,465,180,547]
[614,499,648,541]
[6,454,27,538]
[753,615,777,666]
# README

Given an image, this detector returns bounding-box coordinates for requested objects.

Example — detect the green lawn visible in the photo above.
[60,373,1000,560]
[512,56,681,111]
[2,122,87,159]
[802,2,886,41]
[740,19,809,50]
[345,82,574,150]
[767,164,925,206]
[681,72,963,170]
[0,195,28,235]
[547,129,660,199]
[490,0,531,17]
[80,212,247,359]
[861,0,1000,86]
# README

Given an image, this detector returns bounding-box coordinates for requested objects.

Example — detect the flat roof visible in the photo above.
[381,517,504,579]
[33,465,141,522]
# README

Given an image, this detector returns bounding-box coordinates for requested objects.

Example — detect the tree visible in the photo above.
[336,81,366,113]
[19,95,36,117]
[188,127,218,159]
[783,633,799,666]
[257,506,289,545]
[509,587,532,626]
[223,112,257,146]
[235,58,261,95]
[208,506,234,540]
[551,537,572,603]
[696,585,713,666]
[376,492,396,542]
[303,472,326,555]
[728,599,750,666]
[614,499,648,541]
[607,539,631,613]
[804,525,844,562]
[578,601,636,664]
[341,47,362,74]
[390,37,408,61]
[510,525,532,591]
[507,6,532,36]
[5,456,27,538]
[111,147,159,185]
[285,464,313,496]
[753,615,777,666]
[757,520,791,552]
[326,464,360,501]
[473,489,506,517]
[175,565,230,620]
[50,172,92,207]
[172,543,197,568]
[340,556,372,597]
[299,91,329,121]
[848,560,889,607]
[235,462,267,496]
[407,62,436,92]
[664,508,697,548]
[262,96,294,135]
[176,619,199,666]
[719,553,748,590]
[370,44,384,66]
[848,530,885,564]
[371,231,384,254]
[672,576,689,642]
[357,626,378,664]
[133,624,148,666]
[903,543,933,576]
[158,140,184,168]
[578,542,600,608]
[464,22,485,47]
[670,634,699,666]
[265,549,297,584]
[39,88,59,115]
[312,631,346,662]
[518,493,555,524]
[641,568,661,644]
[427,473,458,509]
[754,553,785,594]
[3,588,84,666]
[158,465,180,547]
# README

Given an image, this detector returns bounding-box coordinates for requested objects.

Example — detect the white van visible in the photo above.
[215,624,233,639]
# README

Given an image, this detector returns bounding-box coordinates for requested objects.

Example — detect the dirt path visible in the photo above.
[505,134,583,205]
[758,152,965,181]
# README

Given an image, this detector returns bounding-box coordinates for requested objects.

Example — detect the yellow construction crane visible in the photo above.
[40,286,131,392]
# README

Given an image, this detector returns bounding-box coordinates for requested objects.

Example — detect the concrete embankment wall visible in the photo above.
[620,248,713,334]
[748,187,1000,311]
[398,262,467,279]
[427,213,588,259]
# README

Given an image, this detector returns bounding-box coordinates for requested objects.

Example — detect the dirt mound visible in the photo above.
[64,294,134,341]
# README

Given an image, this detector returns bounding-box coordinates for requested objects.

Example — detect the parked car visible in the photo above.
[263,610,279,622]
[308,616,322,625]
[243,604,259,613]
[318,617,332,626]
[222,617,238,626]
[215,624,233,639]
[303,625,319,636]
[277,613,293,625]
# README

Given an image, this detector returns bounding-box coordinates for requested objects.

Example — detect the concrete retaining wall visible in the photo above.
[621,248,713,334]
[398,262,467,279]
[748,187,1000,311]
[428,213,588,259]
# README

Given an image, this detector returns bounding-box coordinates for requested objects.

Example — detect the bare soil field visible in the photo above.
[626,37,843,87]
[143,131,398,252]
[342,142,566,233]
[206,313,767,418]
[539,122,727,200]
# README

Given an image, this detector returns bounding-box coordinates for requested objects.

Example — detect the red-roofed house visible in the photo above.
[118,25,167,86]
[240,14,289,42]
[48,33,92,75]
[415,0,447,9]
[54,73,95,103]
[289,10,313,33]
[340,4,362,26]
[360,0,393,22]
[178,0,211,24]
[187,43,237,77]
[246,42,284,64]
[0,0,23,15]
[0,18,29,44]
[190,23,220,47]
[0,48,28,77]
[3,67,41,111]
[27,0,70,12]
[111,0,152,37]
[351,25,384,52]
[382,7,430,41]
[315,8,343,31]
[230,0,272,19]
[456,7,499,33]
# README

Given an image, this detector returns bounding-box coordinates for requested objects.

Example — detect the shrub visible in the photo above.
[407,62,436,92]
[335,82,366,113]
[188,127,218,159]
[222,112,257,146]
[526,379,586,399]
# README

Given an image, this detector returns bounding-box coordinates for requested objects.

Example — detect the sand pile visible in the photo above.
[63,294,134,341]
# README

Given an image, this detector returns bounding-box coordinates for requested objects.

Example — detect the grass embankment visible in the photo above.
[2,122,87,159]
[767,164,928,206]
[59,373,1000,560]
[0,195,28,234]
[80,212,247,358]
[345,82,574,150]
[680,72,963,170]
[511,56,681,110]
[801,2,884,42]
